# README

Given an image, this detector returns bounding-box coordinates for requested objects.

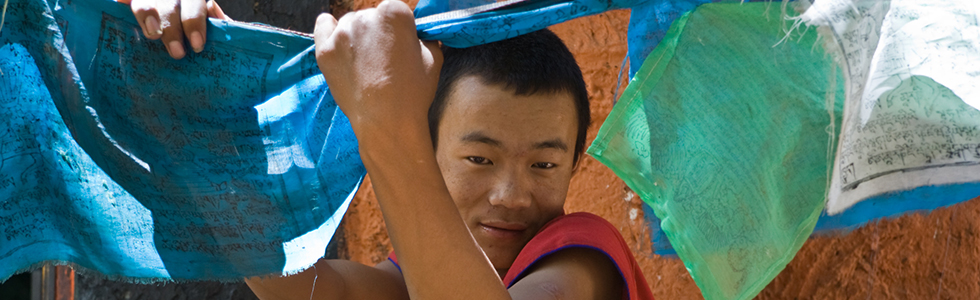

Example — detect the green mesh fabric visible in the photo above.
[588,3,844,299]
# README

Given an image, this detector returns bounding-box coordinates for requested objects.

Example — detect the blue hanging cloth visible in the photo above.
[0,0,363,281]
[415,0,651,47]
[0,0,663,283]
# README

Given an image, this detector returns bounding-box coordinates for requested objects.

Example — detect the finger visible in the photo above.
[180,0,208,53]
[160,5,187,59]
[130,0,163,39]
[377,0,421,51]
[207,0,231,20]
[376,0,412,19]
[421,40,443,73]
[116,0,132,5]
[314,13,343,88]
[313,13,339,57]
[313,13,339,43]
[376,0,415,29]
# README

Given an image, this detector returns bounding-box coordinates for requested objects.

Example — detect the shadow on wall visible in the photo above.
[219,0,337,33]
[75,273,258,300]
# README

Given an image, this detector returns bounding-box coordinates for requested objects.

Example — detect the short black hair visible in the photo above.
[428,29,591,165]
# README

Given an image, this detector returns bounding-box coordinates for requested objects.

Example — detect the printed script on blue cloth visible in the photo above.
[0,0,363,281]
[0,0,653,282]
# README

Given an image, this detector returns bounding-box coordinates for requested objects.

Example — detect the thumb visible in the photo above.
[313,13,341,82]
[207,0,231,20]
[420,40,443,79]
[313,13,339,49]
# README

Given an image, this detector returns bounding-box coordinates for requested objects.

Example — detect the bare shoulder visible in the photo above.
[373,259,406,283]
[508,247,624,300]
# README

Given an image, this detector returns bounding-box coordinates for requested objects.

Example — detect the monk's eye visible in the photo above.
[532,162,556,169]
[467,156,492,165]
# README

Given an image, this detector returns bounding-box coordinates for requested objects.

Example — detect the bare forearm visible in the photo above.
[244,260,346,300]
[311,1,507,297]
[357,122,510,300]
[245,258,412,300]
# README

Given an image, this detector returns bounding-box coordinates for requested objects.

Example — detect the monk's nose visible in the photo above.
[487,170,532,209]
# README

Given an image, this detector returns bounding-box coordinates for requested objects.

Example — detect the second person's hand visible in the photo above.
[118,0,230,59]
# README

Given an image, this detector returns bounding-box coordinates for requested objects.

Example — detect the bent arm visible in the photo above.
[508,248,625,299]
[312,2,508,298]
[313,1,623,299]
[359,119,511,300]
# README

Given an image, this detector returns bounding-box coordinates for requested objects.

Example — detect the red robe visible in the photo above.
[388,212,655,300]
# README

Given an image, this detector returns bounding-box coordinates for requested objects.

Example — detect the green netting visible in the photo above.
[588,3,843,300]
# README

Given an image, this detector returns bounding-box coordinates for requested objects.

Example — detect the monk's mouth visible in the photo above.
[479,223,527,240]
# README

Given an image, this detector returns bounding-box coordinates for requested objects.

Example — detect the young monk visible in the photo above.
[124,0,654,299]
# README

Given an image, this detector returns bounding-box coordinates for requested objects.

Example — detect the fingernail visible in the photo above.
[168,40,185,59]
[189,31,204,53]
[145,16,163,37]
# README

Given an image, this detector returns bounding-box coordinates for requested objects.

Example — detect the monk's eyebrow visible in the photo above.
[533,139,568,152]
[460,132,503,148]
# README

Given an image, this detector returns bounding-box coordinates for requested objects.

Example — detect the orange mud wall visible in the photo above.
[335,2,980,299]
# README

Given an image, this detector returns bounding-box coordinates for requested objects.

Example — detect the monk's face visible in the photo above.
[434,76,577,275]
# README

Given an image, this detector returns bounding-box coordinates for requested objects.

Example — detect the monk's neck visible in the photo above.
[496,268,508,279]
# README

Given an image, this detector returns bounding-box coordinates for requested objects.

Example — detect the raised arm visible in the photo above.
[312,2,622,300]
[313,3,505,299]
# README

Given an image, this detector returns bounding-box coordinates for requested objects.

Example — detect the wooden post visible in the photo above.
[55,266,74,300]
[32,265,74,300]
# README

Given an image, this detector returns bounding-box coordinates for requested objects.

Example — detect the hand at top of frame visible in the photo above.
[313,0,443,145]
[118,0,231,59]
